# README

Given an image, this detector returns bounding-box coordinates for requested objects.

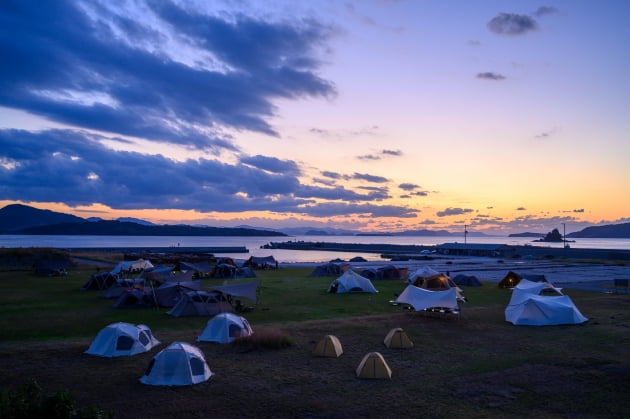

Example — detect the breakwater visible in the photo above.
[262,241,630,261]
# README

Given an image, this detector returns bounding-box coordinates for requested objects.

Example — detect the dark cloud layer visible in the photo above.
[0,129,418,218]
[0,1,335,149]
[487,13,539,35]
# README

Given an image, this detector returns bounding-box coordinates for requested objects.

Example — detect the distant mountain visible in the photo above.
[14,220,286,236]
[0,204,84,232]
[567,222,630,238]
[0,205,285,237]
[509,232,544,238]
[116,217,155,226]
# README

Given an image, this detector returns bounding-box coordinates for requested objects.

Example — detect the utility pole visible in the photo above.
[464,224,468,245]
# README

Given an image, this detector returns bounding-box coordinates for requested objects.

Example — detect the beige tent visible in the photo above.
[383,328,413,349]
[356,352,392,379]
[312,335,343,358]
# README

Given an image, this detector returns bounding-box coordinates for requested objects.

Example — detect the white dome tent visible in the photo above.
[197,312,253,344]
[140,342,213,386]
[85,322,160,357]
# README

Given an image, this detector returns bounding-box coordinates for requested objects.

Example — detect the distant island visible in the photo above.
[2,204,630,238]
[533,228,574,243]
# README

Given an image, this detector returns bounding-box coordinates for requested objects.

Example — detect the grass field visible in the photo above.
[1,258,629,418]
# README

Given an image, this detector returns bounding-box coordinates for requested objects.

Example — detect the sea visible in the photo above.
[2,234,630,264]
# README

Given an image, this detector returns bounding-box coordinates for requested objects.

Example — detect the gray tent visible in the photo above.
[154,280,202,307]
[166,291,233,317]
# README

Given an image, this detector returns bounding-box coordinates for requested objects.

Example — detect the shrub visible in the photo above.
[231,328,294,351]
[0,379,113,419]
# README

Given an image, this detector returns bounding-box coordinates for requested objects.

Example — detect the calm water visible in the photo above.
[1,234,629,263]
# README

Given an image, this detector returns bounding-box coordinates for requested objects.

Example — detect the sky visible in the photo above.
[1,0,629,235]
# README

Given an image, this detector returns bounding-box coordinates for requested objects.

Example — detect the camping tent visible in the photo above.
[154,280,202,307]
[209,280,260,303]
[407,267,465,301]
[312,335,343,357]
[244,256,277,269]
[327,269,378,293]
[394,285,459,312]
[505,279,587,326]
[383,328,413,349]
[361,265,408,280]
[166,291,233,317]
[85,322,160,357]
[140,342,213,386]
[111,259,153,275]
[356,352,392,379]
[452,274,482,287]
[310,262,349,277]
[197,313,253,343]
[81,272,119,291]
[112,287,155,308]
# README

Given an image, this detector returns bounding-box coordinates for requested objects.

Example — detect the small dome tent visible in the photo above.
[140,342,213,386]
[85,322,160,357]
[327,269,378,293]
[312,335,343,357]
[197,313,253,344]
[383,328,413,349]
[356,352,392,379]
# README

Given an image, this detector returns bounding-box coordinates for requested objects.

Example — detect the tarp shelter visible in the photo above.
[101,278,139,299]
[244,256,277,269]
[209,280,260,303]
[505,279,587,326]
[383,328,413,349]
[328,269,378,293]
[138,265,174,282]
[394,285,459,312]
[452,274,482,287]
[312,335,343,357]
[167,291,233,317]
[356,352,392,379]
[140,342,213,386]
[178,261,213,275]
[112,287,155,309]
[310,262,349,277]
[111,259,153,275]
[154,280,202,307]
[81,272,119,291]
[85,322,160,357]
[197,313,253,343]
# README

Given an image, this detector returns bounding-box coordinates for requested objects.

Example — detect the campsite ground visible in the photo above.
[1,250,629,418]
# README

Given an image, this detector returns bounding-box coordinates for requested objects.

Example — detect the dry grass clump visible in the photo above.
[231,328,294,351]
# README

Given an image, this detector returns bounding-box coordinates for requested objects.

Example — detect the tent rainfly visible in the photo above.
[505,279,587,326]
[394,285,459,312]
[85,322,160,357]
[197,313,253,344]
[383,328,414,349]
[327,269,378,293]
[140,342,213,386]
[356,352,392,379]
[166,291,233,317]
[312,335,343,357]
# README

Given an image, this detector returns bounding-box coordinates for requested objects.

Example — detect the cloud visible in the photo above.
[487,13,539,36]
[240,155,301,175]
[516,207,527,211]
[436,207,474,217]
[398,183,419,191]
[0,1,336,150]
[573,208,584,213]
[352,173,389,183]
[534,6,559,17]
[298,202,418,218]
[356,149,402,161]
[477,72,506,81]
